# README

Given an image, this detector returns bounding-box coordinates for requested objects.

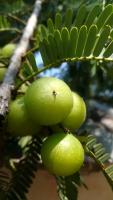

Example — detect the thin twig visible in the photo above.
[0,0,42,118]
[8,14,26,26]
[15,55,113,91]
[18,74,30,86]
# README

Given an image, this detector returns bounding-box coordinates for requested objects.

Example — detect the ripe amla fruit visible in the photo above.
[8,97,40,136]
[41,133,84,176]
[1,43,16,58]
[62,92,86,131]
[24,77,73,125]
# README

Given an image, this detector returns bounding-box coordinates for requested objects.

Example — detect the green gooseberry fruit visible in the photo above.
[2,43,16,58]
[8,97,40,136]
[62,92,86,131]
[24,77,73,125]
[41,132,84,176]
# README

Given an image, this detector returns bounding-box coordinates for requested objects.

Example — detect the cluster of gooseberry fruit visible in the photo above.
[7,77,86,176]
[0,43,16,82]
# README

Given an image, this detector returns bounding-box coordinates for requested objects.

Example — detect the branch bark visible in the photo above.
[0,0,42,118]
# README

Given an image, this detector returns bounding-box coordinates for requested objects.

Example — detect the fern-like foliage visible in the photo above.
[0,15,10,30]
[37,4,113,66]
[0,0,33,46]
[86,134,113,190]
[2,136,42,200]
[0,170,10,193]
[0,14,20,47]
[0,0,27,15]
[56,172,81,200]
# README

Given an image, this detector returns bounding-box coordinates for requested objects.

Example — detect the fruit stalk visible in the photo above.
[0,0,42,118]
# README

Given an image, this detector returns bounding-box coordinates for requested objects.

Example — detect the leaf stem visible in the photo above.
[15,55,113,91]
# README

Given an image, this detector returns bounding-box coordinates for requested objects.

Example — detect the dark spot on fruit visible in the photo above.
[53,90,57,96]
[52,90,57,100]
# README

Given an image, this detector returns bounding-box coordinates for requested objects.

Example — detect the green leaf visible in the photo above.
[68,27,78,58]
[75,25,87,57]
[26,52,38,72]
[64,8,73,29]
[40,25,48,39]
[38,4,113,67]
[86,135,96,149]
[43,38,54,63]
[56,172,80,200]
[47,18,54,34]
[0,15,10,29]
[83,25,98,57]
[8,190,21,200]
[12,187,27,199]
[104,12,113,27]
[0,0,25,15]
[0,170,9,194]
[39,41,49,65]
[55,13,62,30]
[85,134,113,190]
[6,137,42,200]
[85,5,101,28]
[103,41,113,57]
[22,62,33,77]
[54,30,63,59]
[61,27,70,58]
[0,29,19,46]
[98,153,110,163]
[93,25,110,57]
[96,4,113,30]
[110,29,113,40]
[93,143,103,152]
[105,165,113,174]
[95,147,106,158]
[48,34,57,62]
[74,5,87,28]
